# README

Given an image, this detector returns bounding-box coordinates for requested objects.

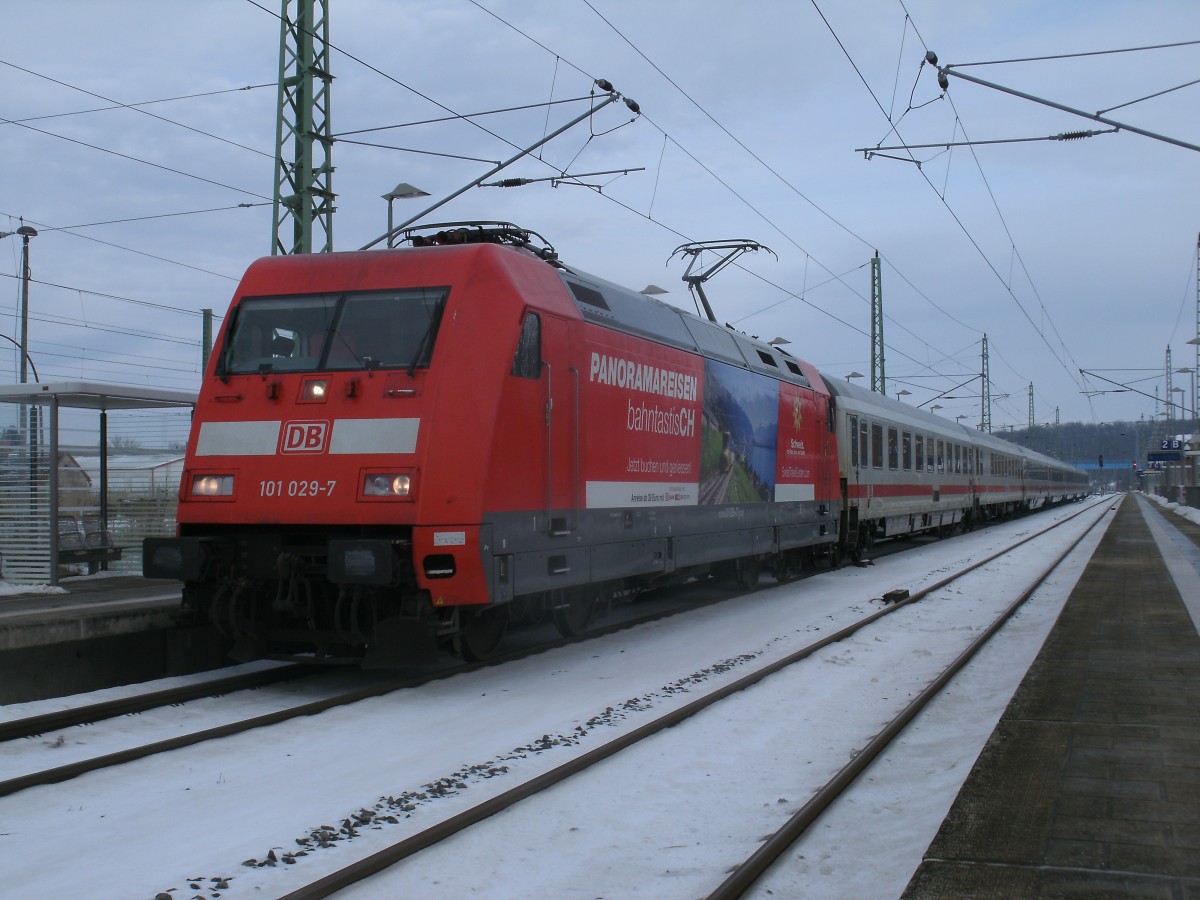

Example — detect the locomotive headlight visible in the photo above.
[191,474,234,497]
[301,378,329,402]
[362,471,413,498]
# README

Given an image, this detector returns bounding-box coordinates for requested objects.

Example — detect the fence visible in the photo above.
[0,449,182,584]
[0,446,52,583]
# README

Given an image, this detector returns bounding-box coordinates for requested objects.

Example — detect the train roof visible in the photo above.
[557,264,827,393]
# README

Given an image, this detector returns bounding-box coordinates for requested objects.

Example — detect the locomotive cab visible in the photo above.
[146,225,572,663]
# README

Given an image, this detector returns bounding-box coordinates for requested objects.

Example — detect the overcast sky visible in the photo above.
[2,0,1198,446]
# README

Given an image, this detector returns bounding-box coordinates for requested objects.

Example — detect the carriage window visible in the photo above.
[510,312,541,378]
[926,436,935,471]
[915,434,924,472]
[860,418,870,468]
[871,423,883,470]
[888,427,899,470]
[937,440,945,474]
[849,415,859,467]
[954,444,962,474]
[902,431,912,470]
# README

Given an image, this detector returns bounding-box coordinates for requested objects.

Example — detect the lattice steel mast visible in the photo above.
[271,0,334,254]
[870,251,885,395]
[980,333,991,433]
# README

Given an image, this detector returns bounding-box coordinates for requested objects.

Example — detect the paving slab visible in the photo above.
[903,493,1200,898]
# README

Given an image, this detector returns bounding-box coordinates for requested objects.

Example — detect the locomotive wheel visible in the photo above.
[459,606,508,661]
[551,588,597,637]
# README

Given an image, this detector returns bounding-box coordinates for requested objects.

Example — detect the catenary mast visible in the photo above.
[271,0,334,254]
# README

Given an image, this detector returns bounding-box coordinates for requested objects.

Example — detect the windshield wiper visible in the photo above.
[406,305,444,376]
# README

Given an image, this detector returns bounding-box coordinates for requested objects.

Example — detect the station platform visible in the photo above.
[0,574,183,652]
[0,575,224,704]
[904,493,1200,896]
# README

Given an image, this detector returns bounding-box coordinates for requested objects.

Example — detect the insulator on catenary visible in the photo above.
[1054,130,1094,141]
[495,178,530,188]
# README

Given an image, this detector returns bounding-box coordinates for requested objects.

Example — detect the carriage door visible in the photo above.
[542,316,578,534]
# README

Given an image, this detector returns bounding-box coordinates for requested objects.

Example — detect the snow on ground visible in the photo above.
[0,498,1117,899]
[1147,489,1200,526]
[0,580,64,598]
[338,499,1116,899]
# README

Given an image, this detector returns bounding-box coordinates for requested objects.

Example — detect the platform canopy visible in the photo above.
[0,381,196,411]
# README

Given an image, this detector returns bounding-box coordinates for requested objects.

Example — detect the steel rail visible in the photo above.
[0,663,312,743]
[274,496,1113,899]
[0,569,758,798]
[706,496,1118,898]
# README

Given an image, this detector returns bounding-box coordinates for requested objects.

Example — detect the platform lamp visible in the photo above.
[1,225,38,524]
[896,389,911,401]
[845,371,863,382]
[0,224,36,384]
[640,285,668,296]
[1187,336,1200,435]
[383,183,430,248]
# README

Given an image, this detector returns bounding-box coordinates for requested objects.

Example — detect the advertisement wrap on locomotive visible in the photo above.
[144,222,1085,665]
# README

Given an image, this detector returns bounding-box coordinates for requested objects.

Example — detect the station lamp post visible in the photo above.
[382,183,430,248]
[1,224,39,525]
[0,224,37,384]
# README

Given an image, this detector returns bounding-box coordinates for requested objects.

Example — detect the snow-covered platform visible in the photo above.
[0,574,183,652]
[0,575,225,703]
[903,492,1200,896]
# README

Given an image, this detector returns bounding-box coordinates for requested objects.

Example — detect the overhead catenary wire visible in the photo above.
[0,270,214,319]
[822,0,1090,401]
[476,0,999,386]
[0,59,274,157]
[0,114,272,201]
[6,3,1184,421]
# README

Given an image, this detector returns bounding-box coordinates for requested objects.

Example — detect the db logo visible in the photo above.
[281,420,330,454]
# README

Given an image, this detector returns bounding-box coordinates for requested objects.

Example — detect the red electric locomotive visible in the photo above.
[145,223,844,663]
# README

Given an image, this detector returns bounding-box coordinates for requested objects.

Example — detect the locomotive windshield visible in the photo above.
[220,287,447,374]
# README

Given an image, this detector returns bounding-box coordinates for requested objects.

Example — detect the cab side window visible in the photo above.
[511,312,541,378]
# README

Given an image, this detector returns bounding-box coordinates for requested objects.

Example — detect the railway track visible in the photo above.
[707,497,1117,898]
[260,495,1114,899]
[0,662,313,743]
[0,497,1111,898]
[0,569,764,799]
